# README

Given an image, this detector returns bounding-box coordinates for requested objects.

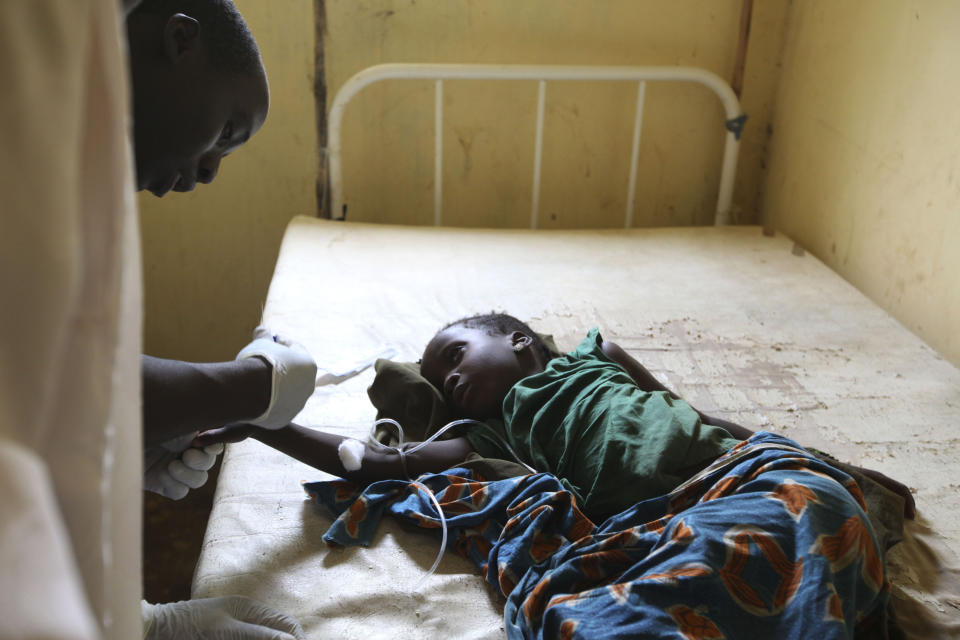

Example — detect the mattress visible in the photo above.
[192,217,960,638]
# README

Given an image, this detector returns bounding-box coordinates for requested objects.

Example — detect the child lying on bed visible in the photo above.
[195,312,914,522]
[196,312,909,636]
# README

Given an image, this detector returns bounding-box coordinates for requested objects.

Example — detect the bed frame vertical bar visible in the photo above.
[434,79,443,226]
[715,135,737,225]
[530,80,547,229]
[624,81,646,229]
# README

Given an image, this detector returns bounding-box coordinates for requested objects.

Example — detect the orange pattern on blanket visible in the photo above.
[567,509,595,542]
[580,550,633,582]
[699,476,740,503]
[670,481,707,512]
[453,522,493,561]
[727,440,750,455]
[507,490,572,518]
[544,591,583,612]
[672,520,695,543]
[767,479,821,520]
[334,481,357,502]
[824,583,845,622]
[607,581,631,605]
[439,479,488,508]
[636,564,712,586]
[842,478,867,511]
[498,562,519,595]
[438,499,478,516]
[668,605,726,639]
[408,511,442,529]
[522,574,553,621]
[811,515,884,592]
[597,528,642,554]
[529,584,601,625]
[504,503,551,537]
[643,516,670,535]
[344,497,367,538]
[719,528,803,615]
[746,458,810,483]
[529,530,564,563]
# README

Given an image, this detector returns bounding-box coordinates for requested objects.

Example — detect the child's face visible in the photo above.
[421,326,537,420]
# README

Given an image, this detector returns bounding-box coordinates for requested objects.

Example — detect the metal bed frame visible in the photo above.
[327,63,745,227]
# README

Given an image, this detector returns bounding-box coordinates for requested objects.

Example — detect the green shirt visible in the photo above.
[465,328,740,519]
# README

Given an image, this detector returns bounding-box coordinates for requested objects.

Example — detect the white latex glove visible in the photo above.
[144,438,225,500]
[142,596,305,640]
[236,326,317,429]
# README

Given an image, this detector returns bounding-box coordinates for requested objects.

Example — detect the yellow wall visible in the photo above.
[324,0,783,228]
[138,1,959,368]
[762,0,960,366]
[138,0,318,360]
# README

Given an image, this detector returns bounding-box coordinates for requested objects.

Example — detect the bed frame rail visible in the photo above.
[328,63,744,227]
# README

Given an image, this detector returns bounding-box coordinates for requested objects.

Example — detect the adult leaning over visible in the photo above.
[127,0,316,506]
[0,1,313,638]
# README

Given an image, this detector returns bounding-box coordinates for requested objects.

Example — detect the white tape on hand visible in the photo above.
[337,438,366,472]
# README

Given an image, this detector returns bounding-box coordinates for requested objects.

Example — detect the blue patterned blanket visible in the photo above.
[304,432,888,639]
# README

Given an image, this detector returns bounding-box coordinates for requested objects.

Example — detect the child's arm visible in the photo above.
[194,423,475,484]
[600,340,754,439]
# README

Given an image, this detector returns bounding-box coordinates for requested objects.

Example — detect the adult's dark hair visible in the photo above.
[132,0,262,76]
[442,312,560,364]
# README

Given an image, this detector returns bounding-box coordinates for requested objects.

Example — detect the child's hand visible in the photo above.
[194,423,260,447]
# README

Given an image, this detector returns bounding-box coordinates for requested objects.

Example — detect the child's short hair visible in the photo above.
[440,313,561,364]
[132,0,261,76]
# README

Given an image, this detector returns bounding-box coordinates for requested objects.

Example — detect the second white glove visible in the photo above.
[236,326,317,430]
[142,596,305,640]
[144,440,224,500]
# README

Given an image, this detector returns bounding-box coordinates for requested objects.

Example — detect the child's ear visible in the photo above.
[511,332,534,352]
[162,13,201,64]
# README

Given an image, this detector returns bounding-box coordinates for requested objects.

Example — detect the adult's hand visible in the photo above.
[237,326,317,430]
[144,438,224,500]
[142,596,305,640]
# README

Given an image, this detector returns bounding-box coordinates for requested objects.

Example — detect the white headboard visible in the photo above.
[328,63,745,227]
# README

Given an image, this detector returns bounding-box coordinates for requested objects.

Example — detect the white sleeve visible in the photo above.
[0,1,143,637]
[0,1,104,635]
[0,441,100,640]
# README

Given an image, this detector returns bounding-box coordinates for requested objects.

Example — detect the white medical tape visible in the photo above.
[337,438,366,472]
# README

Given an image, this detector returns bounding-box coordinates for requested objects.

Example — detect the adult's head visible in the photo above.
[420,313,556,419]
[126,0,269,197]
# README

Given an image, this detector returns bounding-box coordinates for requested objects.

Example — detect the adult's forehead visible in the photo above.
[216,67,269,139]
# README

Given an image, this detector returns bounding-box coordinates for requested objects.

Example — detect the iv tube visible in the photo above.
[366,417,536,590]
